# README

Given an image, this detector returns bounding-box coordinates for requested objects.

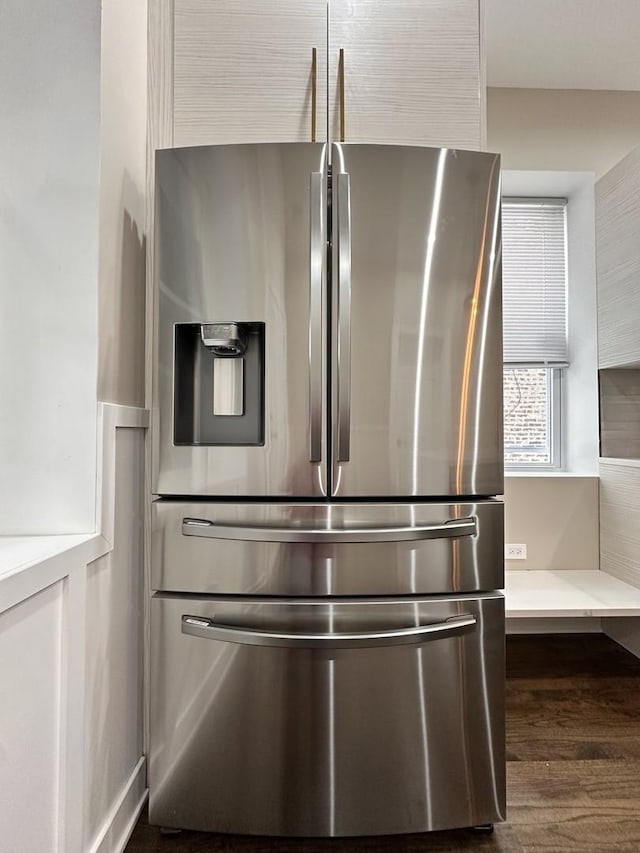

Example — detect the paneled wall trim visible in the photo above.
[0,403,149,853]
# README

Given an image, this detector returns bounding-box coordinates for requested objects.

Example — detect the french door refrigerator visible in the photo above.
[150,142,505,837]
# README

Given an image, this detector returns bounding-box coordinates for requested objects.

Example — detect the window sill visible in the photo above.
[505,471,599,478]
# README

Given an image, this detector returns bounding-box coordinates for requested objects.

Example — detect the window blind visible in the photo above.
[502,199,568,365]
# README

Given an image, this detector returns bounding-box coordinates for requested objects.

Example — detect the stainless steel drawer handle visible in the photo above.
[181,613,477,649]
[182,516,477,543]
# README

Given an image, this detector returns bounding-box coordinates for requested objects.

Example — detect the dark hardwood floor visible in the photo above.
[126,635,640,853]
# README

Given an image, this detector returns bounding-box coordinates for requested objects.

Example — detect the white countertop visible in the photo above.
[0,534,97,581]
[505,570,640,618]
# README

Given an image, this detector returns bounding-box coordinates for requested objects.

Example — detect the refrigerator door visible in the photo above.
[152,499,504,595]
[149,593,505,836]
[154,143,328,497]
[331,144,502,498]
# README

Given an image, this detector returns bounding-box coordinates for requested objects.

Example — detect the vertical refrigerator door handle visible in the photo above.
[309,172,324,462]
[337,172,352,462]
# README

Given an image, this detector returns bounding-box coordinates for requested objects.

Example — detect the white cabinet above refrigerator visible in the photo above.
[154,0,484,150]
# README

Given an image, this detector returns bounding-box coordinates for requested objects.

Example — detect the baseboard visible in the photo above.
[87,756,147,853]
[507,617,602,634]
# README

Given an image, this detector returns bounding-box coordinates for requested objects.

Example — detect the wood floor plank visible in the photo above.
[507,759,640,803]
[514,815,640,853]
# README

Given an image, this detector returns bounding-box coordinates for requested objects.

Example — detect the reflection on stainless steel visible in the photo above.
[470,184,503,494]
[153,500,503,596]
[455,155,502,495]
[149,594,505,836]
[413,147,448,495]
[328,655,336,835]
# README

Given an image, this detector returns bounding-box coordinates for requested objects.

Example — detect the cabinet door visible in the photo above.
[328,0,483,149]
[596,146,640,368]
[172,0,328,147]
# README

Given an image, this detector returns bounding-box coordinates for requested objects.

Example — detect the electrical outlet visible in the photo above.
[505,543,527,560]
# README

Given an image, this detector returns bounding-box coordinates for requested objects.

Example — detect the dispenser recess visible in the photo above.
[173,322,265,446]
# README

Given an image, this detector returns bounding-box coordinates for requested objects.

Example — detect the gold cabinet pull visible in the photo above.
[311,47,317,142]
[339,48,345,142]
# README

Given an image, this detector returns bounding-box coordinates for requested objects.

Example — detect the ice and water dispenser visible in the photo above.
[173,322,265,446]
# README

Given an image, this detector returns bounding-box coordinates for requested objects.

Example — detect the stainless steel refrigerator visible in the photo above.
[149,142,505,837]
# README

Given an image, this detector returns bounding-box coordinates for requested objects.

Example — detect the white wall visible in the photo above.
[0,3,150,850]
[504,475,599,571]
[0,0,100,534]
[98,0,148,408]
[488,87,640,178]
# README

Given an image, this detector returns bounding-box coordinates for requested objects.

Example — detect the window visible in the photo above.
[503,366,561,465]
[502,199,568,468]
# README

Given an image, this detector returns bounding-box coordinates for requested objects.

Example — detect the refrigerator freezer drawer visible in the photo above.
[152,500,504,595]
[149,593,505,837]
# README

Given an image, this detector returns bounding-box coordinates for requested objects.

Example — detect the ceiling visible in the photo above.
[485,0,640,90]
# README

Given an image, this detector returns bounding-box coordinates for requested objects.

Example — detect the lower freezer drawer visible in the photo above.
[149,593,505,837]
